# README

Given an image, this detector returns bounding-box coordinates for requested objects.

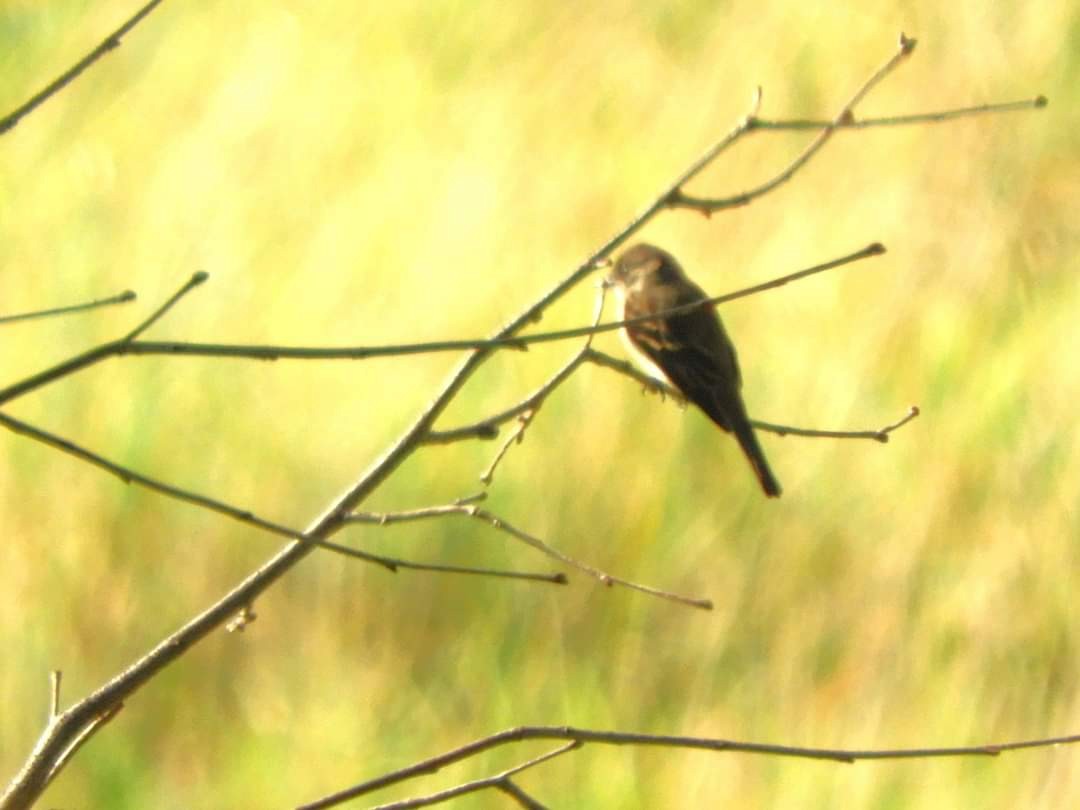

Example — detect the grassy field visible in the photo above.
[2,1,1078,807]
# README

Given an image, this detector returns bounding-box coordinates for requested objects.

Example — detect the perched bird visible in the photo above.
[606,243,782,498]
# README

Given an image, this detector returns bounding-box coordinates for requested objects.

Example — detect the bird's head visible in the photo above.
[606,243,681,293]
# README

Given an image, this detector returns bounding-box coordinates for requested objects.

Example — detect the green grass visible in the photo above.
[2,2,1078,807]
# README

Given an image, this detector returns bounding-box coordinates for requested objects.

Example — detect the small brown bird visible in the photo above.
[606,243,781,498]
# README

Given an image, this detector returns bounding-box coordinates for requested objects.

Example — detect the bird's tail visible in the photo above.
[730,415,782,498]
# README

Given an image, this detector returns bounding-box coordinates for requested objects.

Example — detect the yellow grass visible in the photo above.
[2,1,1077,807]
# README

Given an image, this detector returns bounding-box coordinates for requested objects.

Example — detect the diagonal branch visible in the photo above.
[2,41,706,794]
[0,0,168,136]
[0,410,565,585]
[0,410,306,543]
[668,32,918,214]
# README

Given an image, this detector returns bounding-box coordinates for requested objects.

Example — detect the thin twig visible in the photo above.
[0,273,206,407]
[669,33,917,214]
[478,410,534,484]
[317,540,568,585]
[300,726,1080,809]
[584,349,920,443]
[0,409,556,583]
[349,501,710,609]
[0,410,305,543]
[0,0,168,136]
[424,355,586,444]
[468,508,712,610]
[756,405,920,443]
[121,272,207,342]
[0,291,136,326]
[476,285,607,483]
[753,95,1047,130]
[358,743,576,810]
[94,244,881,369]
[347,495,489,525]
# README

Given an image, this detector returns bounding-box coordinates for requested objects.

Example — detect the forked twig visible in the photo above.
[0,272,206,407]
[467,507,712,610]
[348,500,710,609]
[0,410,565,586]
[300,726,1080,809]
[474,284,609,484]
[359,743,577,810]
[668,33,919,214]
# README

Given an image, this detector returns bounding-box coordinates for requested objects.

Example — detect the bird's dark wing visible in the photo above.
[624,301,782,497]
[624,299,743,430]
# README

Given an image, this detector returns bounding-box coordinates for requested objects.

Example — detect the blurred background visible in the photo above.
[1,1,1077,807]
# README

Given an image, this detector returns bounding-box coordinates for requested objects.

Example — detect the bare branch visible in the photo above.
[756,405,921,443]
[753,95,1047,130]
[351,743,576,810]
[348,501,710,609]
[0,290,136,326]
[0,410,304,543]
[478,410,534,484]
[476,285,607,483]
[347,493,490,525]
[669,32,918,214]
[424,354,586,445]
[122,271,207,342]
[318,539,568,585]
[0,409,557,582]
[585,349,920,443]
[0,0,167,136]
[2,99,714,789]
[108,244,882,368]
[301,726,1080,809]
[0,273,207,407]
[467,507,713,610]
